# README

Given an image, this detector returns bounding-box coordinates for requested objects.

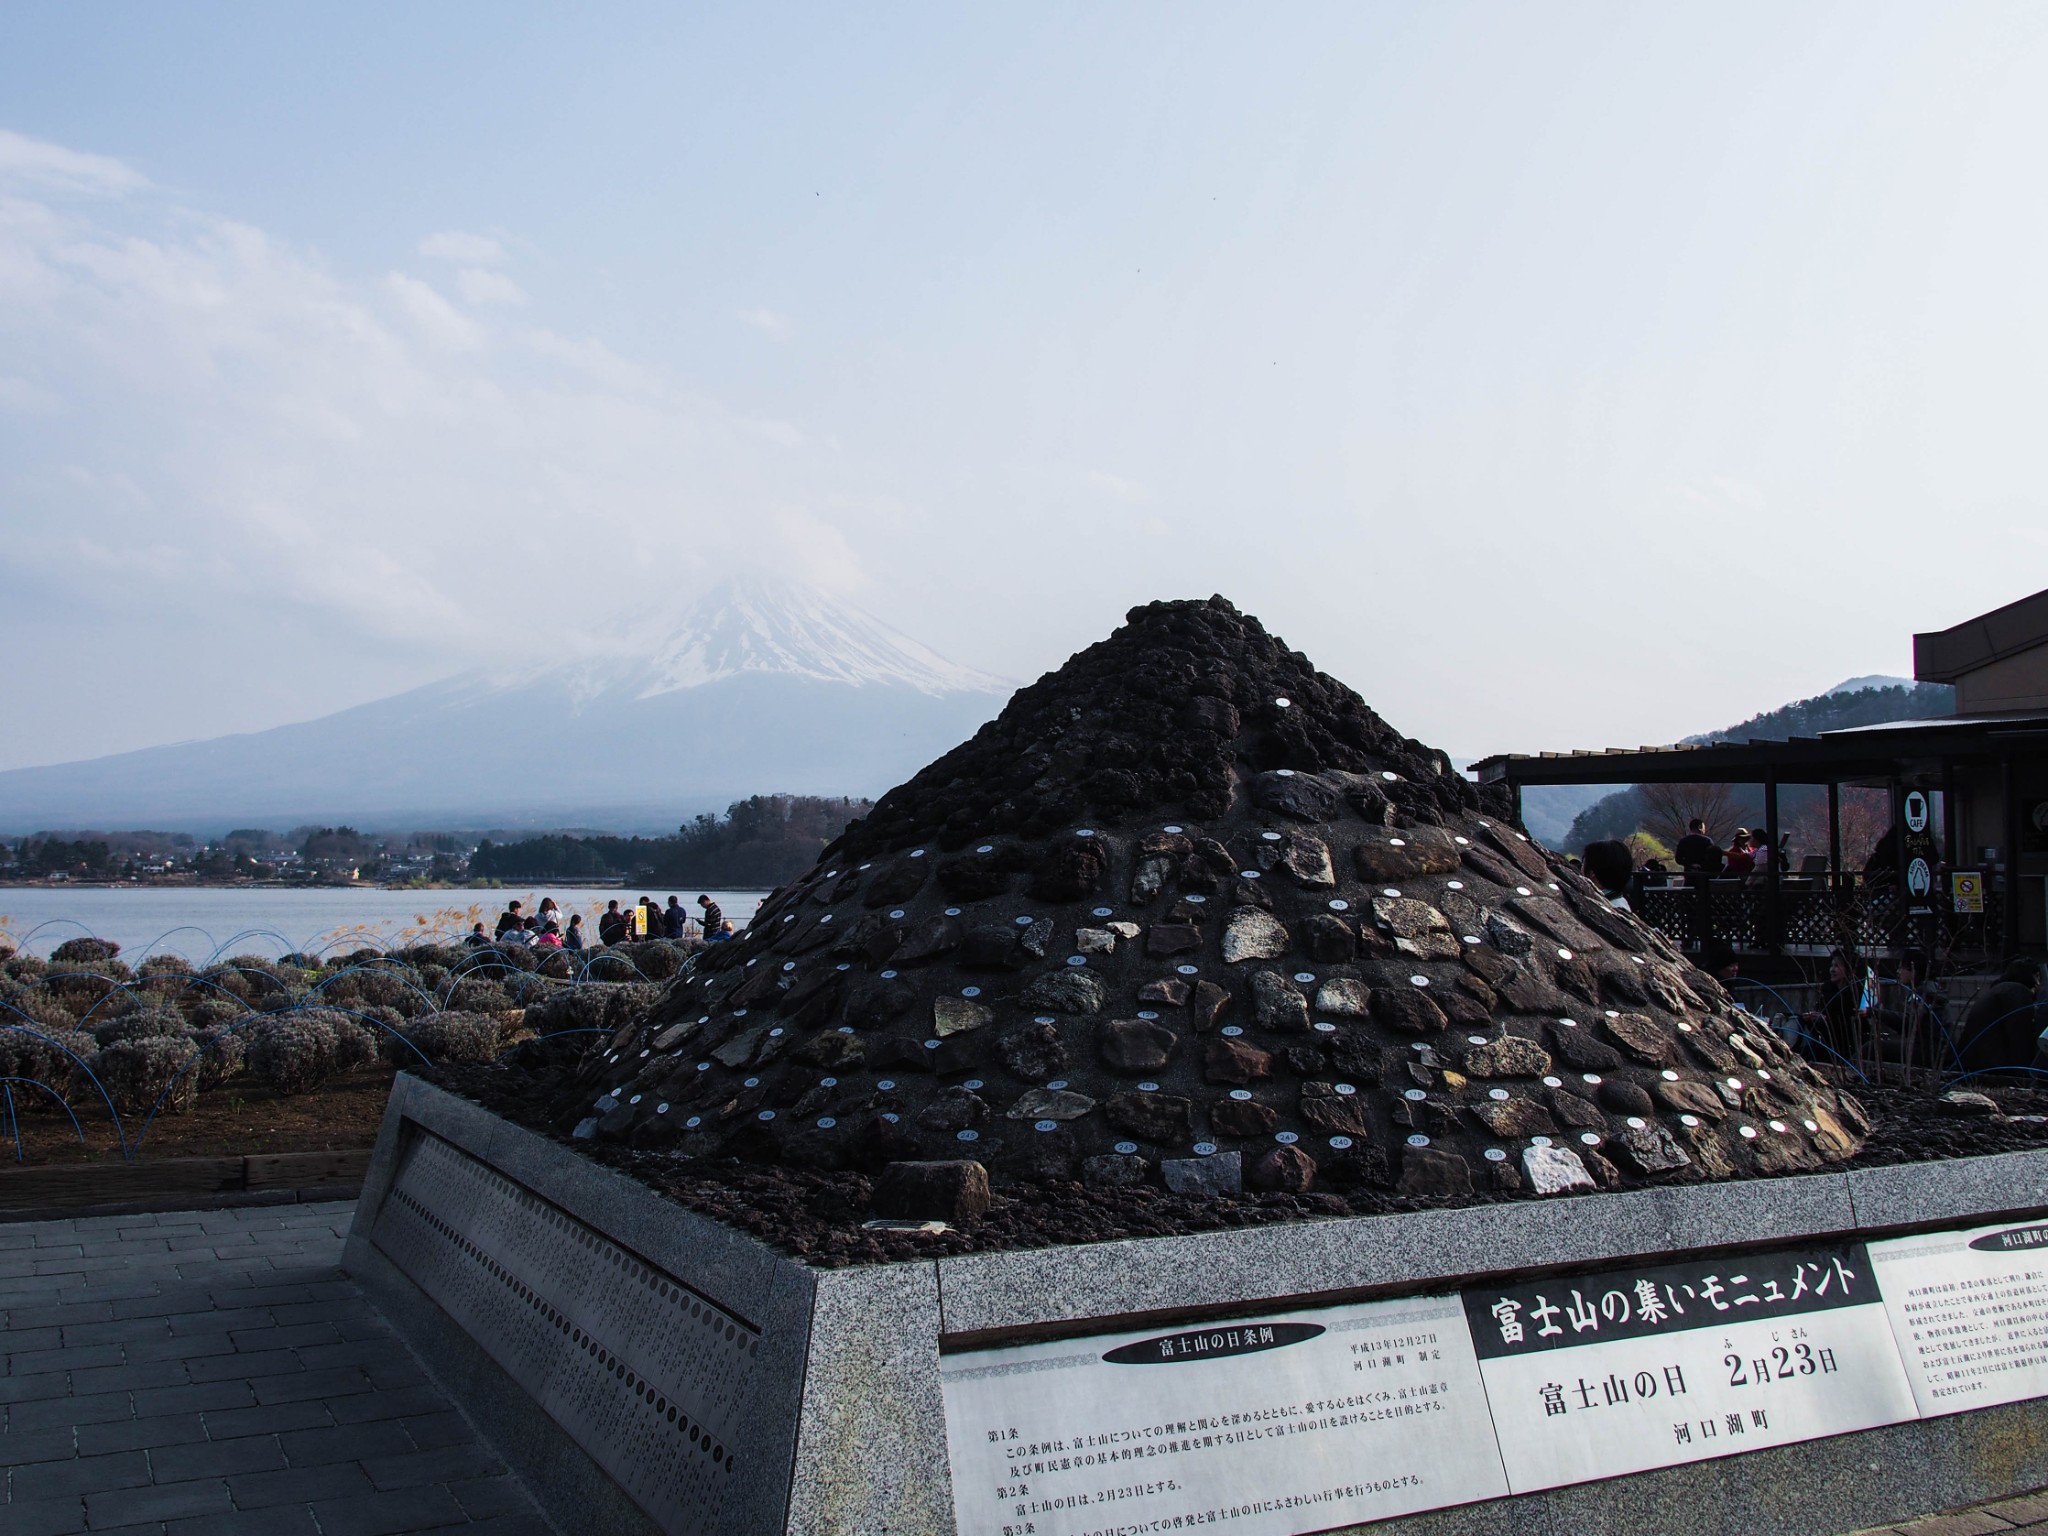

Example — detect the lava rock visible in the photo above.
[1162,1151,1242,1197]
[1251,770,1344,821]
[1279,835,1336,889]
[1029,839,1109,901]
[1471,1096,1557,1138]
[1353,828,1461,881]
[1139,978,1190,1006]
[1598,1079,1657,1118]
[1548,1024,1624,1072]
[1098,1018,1178,1075]
[1021,969,1106,1015]
[1007,1087,1097,1121]
[1611,1124,1692,1174]
[1251,1144,1317,1192]
[1252,971,1311,1032]
[1191,981,1232,1031]
[1462,1036,1551,1078]
[1204,1037,1274,1084]
[872,1160,990,1223]
[1655,1078,1727,1120]
[894,915,963,966]
[1223,909,1290,963]
[1372,986,1447,1034]
[1604,1012,1675,1064]
[1082,1153,1149,1189]
[916,1088,989,1133]
[1106,1091,1193,1142]
[933,997,993,1037]
[1521,1145,1595,1196]
[1302,915,1358,963]
[1211,1098,1279,1137]
[1398,1146,1472,1197]
[1314,978,1373,1018]
[1146,924,1203,958]
[1299,1084,1372,1136]
[999,1022,1067,1081]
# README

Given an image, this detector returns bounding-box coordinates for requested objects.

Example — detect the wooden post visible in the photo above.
[2004,754,2022,960]
[1827,782,1842,892]
[1764,775,1783,953]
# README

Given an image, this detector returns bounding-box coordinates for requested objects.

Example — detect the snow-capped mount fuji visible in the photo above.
[628,577,1003,697]
[0,580,1012,832]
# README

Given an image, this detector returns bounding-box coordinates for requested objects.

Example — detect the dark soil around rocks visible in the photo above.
[431,1060,2048,1268]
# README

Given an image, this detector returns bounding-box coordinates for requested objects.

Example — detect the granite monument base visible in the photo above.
[343,1074,2048,1536]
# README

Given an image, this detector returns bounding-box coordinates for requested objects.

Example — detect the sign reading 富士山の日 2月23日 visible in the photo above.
[935,1223,2048,1536]
[939,1294,1508,1536]
[1465,1242,1916,1492]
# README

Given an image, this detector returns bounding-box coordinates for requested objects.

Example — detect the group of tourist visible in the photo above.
[463,893,731,952]
[1579,832,2047,1079]
[1673,818,1786,879]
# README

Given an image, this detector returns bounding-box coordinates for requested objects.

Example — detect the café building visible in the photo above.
[1473,586,2048,961]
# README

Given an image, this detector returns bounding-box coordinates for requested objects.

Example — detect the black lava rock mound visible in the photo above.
[554,597,1866,1201]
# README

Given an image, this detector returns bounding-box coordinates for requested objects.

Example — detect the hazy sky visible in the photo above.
[4,3,2047,772]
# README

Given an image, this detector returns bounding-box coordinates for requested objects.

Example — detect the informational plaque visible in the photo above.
[1463,1242,1916,1493]
[939,1295,1508,1536]
[1870,1220,2048,1417]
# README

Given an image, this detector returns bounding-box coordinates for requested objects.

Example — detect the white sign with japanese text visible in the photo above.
[1464,1242,1917,1493]
[938,1295,1508,1536]
[1870,1220,2048,1417]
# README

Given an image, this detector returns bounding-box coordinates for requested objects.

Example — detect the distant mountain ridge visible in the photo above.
[0,578,1010,835]
[1546,679,1956,850]
[1515,677,1955,845]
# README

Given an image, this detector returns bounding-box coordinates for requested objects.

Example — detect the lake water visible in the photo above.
[0,887,766,962]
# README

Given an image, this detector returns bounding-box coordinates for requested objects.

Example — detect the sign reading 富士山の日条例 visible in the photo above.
[939,1294,1509,1536]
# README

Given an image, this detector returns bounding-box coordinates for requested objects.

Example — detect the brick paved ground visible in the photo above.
[1850,1491,2048,1535]
[0,1200,549,1535]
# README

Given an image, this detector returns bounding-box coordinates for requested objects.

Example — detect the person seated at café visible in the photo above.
[1960,958,2044,1074]
[1580,839,1636,910]
[1797,950,1865,1063]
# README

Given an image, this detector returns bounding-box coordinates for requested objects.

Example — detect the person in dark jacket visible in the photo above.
[493,900,524,939]
[564,914,586,953]
[665,896,687,939]
[1799,950,1866,1065]
[696,894,724,940]
[597,899,627,947]
[1674,819,1724,877]
[1962,959,2043,1074]
[1581,839,1636,909]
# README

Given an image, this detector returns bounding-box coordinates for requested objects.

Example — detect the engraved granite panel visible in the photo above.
[370,1125,789,1533]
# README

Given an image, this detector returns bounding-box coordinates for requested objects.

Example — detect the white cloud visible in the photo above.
[454,267,527,306]
[0,129,144,195]
[0,144,867,721]
[0,374,63,414]
[737,306,793,339]
[1086,469,1152,504]
[418,230,507,264]
[385,272,485,350]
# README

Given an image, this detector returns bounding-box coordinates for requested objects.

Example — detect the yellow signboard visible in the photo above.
[1953,871,1984,914]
